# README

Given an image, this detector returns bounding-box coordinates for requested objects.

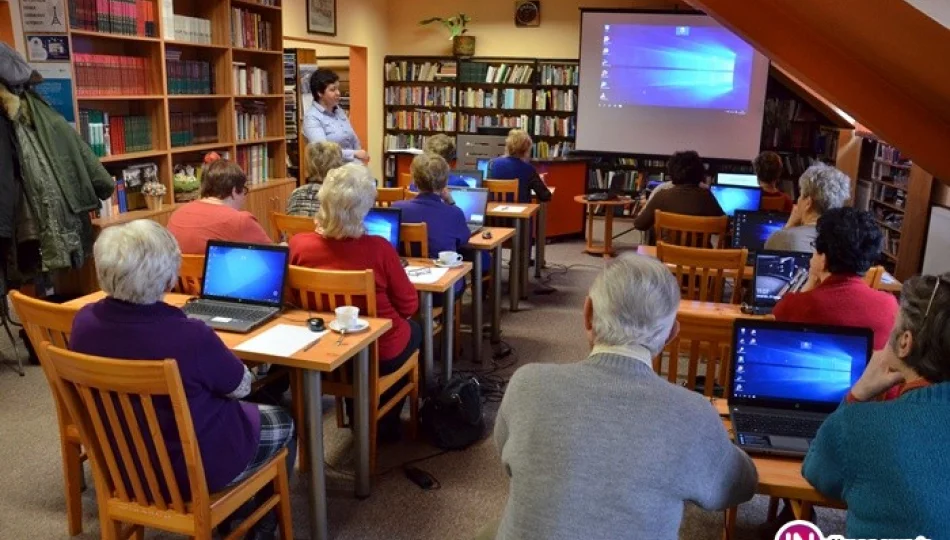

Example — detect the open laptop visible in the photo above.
[364,207,402,250]
[732,210,790,263]
[587,173,627,201]
[728,319,872,457]
[748,250,812,315]
[717,172,760,188]
[448,186,490,234]
[181,241,288,333]
[448,169,484,189]
[710,185,763,216]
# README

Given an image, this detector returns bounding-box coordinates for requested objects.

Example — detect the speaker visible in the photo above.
[514,0,541,27]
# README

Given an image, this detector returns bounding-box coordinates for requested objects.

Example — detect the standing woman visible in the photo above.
[303,69,368,164]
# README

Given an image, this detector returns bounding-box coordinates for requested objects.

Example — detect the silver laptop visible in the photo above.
[748,250,811,315]
[448,186,489,234]
[728,319,872,457]
[182,240,289,333]
[717,172,760,188]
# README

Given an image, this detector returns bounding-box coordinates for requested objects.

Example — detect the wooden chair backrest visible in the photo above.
[285,266,377,318]
[44,344,208,516]
[175,254,205,296]
[654,210,729,248]
[400,222,429,258]
[403,188,418,200]
[864,265,885,289]
[376,187,405,207]
[656,242,748,304]
[759,196,787,212]
[654,311,734,397]
[483,179,519,203]
[270,211,315,242]
[398,172,412,189]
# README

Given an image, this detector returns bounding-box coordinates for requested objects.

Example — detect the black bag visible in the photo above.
[420,376,485,450]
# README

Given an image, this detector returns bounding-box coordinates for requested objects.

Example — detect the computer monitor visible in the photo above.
[717,172,760,188]
[732,211,790,252]
[201,241,289,307]
[448,169,484,189]
[730,319,872,411]
[363,207,402,250]
[476,158,490,176]
[448,187,489,226]
[710,185,763,217]
[752,250,812,308]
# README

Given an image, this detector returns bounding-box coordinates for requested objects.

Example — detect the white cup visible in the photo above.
[334,306,360,330]
[438,251,463,266]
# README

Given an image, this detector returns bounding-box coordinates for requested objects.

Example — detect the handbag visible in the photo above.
[420,376,486,450]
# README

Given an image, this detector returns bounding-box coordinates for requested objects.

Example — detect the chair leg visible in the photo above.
[334,397,347,428]
[289,370,309,474]
[408,363,420,440]
[767,496,780,521]
[722,507,737,540]
[369,414,378,475]
[128,525,144,540]
[275,464,294,540]
[100,518,122,540]
[62,439,84,535]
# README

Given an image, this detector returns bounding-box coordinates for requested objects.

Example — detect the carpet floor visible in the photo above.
[0,240,847,539]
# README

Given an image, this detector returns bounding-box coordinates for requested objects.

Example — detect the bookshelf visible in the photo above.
[64,0,288,227]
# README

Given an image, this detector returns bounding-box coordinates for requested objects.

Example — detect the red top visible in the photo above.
[773,274,898,350]
[167,200,273,254]
[760,190,794,213]
[288,232,418,362]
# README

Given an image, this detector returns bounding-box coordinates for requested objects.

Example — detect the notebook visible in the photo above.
[448,186,490,234]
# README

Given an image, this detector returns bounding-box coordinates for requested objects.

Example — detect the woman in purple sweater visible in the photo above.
[69,219,295,539]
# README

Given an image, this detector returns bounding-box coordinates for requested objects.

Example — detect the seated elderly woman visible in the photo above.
[407,134,471,192]
[489,254,757,540]
[289,163,421,439]
[633,150,723,234]
[286,140,345,217]
[487,129,552,203]
[803,271,950,537]
[765,163,850,252]
[69,220,295,539]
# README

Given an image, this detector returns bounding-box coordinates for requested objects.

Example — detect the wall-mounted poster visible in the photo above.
[26,35,70,62]
[307,0,336,36]
[20,0,67,33]
[32,63,75,124]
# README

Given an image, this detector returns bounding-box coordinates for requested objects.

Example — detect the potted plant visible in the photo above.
[173,164,201,203]
[142,181,167,211]
[419,13,474,57]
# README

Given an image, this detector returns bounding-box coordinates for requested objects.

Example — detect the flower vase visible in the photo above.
[145,195,164,211]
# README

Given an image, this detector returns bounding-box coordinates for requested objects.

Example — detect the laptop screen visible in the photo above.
[364,207,401,250]
[448,169,484,189]
[730,320,871,410]
[202,241,288,307]
[710,185,763,216]
[717,173,760,188]
[476,158,490,176]
[732,211,789,251]
[449,187,489,225]
[752,250,811,307]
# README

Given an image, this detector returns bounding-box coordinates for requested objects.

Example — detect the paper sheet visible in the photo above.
[492,205,528,214]
[405,266,450,285]
[235,324,327,356]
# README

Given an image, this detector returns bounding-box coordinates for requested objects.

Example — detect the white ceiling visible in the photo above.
[905,0,950,29]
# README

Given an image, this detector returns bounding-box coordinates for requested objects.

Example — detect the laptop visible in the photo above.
[364,207,402,250]
[748,250,812,315]
[587,173,627,201]
[448,169,484,189]
[717,172,760,188]
[181,241,288,333]
[710,185,763,217]
[448,186,490,234]
[728,319,872,457]
[732,210,790,263]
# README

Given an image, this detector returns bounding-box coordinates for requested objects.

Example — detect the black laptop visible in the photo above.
[732,210,790,263]
[748,250,812,315]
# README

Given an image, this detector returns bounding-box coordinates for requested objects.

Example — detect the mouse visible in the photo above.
[481,231,492,239]
[307,317,326,332]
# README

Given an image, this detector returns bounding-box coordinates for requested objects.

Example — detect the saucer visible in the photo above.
[327,319,370,333]
[434,260,464,268]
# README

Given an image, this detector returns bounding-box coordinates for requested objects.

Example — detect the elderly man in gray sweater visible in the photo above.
[491,254,758,540]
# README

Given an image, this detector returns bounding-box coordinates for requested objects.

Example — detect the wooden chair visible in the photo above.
[403,188,418,200]
[175,254,204,296]
[269,211,315,242]
[285,266,419,473]
[864,265,885,289]
[656,242,748,304]
[654,210,729,248]
[8,291,85,536]
[653,310,734,398]
[759,195,788,212]
[376,187,405,207]
[43,344,293,540]
[398,172,412,189]
[483,179,519,203]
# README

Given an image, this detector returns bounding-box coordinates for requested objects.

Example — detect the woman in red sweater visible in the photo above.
[289,163,421,438]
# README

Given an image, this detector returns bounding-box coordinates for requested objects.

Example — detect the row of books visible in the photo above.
[587,169,636,192]
[165,54,213,95]
[874,143,909,165]
[79,109,153,156]
[384,86,456,107]
[171,14,212,44]
[74,54,149,96]
[458,113,529,133]
[170,112,217,147]
[233,63,270,95]
[538,64,578,86]
[532,140,574,159]
[235,101,267,141]
[459,63,534,85]
[590,157,646,168]
[383,133,430,151]
[69,0,157,37]
[385,111,456,132]
[533,116,575,138]
[459,88,532,110]
[236,144,270,185]
[535,88,575,112]
[97,163,161,217]
[282,52,299,168]
[231,8,274,50]
[871,161,911,184]
[384,61,457,82]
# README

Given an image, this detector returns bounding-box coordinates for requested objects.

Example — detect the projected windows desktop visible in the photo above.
[599,24,755,111]
[204,244,286,304]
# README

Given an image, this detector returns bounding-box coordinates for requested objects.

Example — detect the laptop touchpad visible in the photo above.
[769,436,810,452]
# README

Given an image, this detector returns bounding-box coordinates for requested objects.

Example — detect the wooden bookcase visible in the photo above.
[62,0,289,229]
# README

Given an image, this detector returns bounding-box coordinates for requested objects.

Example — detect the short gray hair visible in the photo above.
[890,273,950,382]
[94,220,181,305]
[798,164,851,214]
[411,153,449,193]
[316,162,377,239]
[588,254,680,356]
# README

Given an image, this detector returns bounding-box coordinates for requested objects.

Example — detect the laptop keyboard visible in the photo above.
[732,412,825,439]
[182,302,272,321]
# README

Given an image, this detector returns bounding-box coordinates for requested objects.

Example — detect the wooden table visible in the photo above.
[467,227,517,362]
[65,292,391,540]
[486,202,540,312]
[405,258,471,384]
[574,195,635,257]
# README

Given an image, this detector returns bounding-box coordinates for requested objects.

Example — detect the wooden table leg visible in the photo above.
[603,208,615,257]
[722,507,737,540]
[585,204,595,252]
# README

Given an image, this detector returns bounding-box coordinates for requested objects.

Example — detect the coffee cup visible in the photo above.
[334,306,360,330]
[438,251,462,266]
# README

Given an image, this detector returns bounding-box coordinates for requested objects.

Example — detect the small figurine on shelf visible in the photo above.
[173,164,201,203]
[142,181,167,211]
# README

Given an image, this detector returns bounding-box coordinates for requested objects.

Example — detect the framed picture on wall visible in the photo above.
[307,0,337,36]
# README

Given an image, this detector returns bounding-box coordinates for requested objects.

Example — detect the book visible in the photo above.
[234,100,267,140]
[232,63,270,95]
[79,109,152,156]
[166,51,213,95]
[170,112,217,147]
[231,8,273,50]
[70,0,157,37]
[74,53,149,96]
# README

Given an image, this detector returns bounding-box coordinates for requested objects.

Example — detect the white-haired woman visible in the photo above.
[489,254,757,540]
[765,163,851,252]
[69,219,295,539]
[289,163,420,440]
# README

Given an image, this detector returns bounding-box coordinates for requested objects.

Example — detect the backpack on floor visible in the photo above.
[420,376,485,450]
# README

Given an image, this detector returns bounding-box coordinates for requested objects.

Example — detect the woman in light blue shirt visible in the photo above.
[303,69,368,163]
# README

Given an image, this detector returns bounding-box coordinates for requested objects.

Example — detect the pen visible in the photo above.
[302,337,320,352]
